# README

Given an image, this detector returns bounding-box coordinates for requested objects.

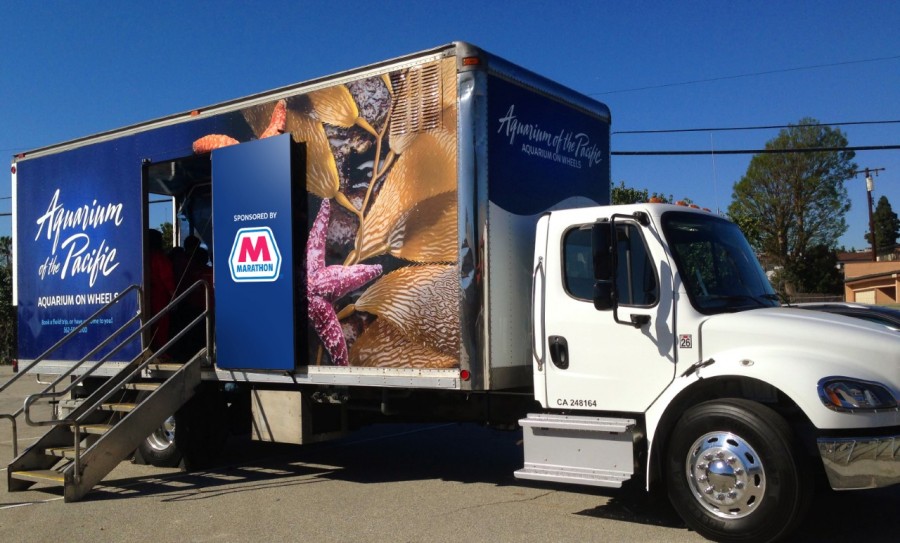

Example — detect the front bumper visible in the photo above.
[818,435,899,490]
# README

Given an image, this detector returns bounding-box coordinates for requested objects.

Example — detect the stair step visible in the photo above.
[45,447,77,459]
[80,424,113,435]
[99,402,137,412]
[5,350,203,502]
[147,363,184,372]
[11,469,65,485]
[124,382,161,391]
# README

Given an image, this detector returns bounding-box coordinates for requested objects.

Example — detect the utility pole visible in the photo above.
[851,167,885,261]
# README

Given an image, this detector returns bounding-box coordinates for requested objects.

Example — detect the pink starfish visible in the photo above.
[308,199,382,365]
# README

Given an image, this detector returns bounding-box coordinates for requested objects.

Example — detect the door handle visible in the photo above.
[549,336,569,370]
[531,257,546,371]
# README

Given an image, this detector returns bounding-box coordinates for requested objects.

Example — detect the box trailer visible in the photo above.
[3,43,898,542]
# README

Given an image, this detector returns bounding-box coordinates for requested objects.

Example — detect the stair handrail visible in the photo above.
[23,279,212,429]
[0,285,144,458]
[62,279,211,482]
[70,280,212,429]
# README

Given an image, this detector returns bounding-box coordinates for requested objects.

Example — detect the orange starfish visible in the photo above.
[192,99,287,153]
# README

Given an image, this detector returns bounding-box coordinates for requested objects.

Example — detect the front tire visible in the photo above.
[665,399,811,543]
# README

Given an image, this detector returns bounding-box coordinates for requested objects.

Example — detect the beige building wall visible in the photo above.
[843,261,900,304]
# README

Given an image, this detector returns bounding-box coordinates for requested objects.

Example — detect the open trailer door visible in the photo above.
[211,134,305,370]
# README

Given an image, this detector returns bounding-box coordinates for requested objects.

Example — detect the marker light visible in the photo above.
[462,56,481,66]
[460,369,471,381]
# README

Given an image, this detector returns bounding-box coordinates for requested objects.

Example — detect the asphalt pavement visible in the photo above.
[0,365,897,542]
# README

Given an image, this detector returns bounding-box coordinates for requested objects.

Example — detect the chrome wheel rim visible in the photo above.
[145,416,176,452]
[684,431,766,519]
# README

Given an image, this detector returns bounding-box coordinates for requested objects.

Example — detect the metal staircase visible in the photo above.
[1,281,212,502]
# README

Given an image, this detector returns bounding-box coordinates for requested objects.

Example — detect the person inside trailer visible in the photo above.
[147,229,175,353]
[170,236,214,358]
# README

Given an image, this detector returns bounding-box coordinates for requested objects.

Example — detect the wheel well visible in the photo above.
[647,376,819,489]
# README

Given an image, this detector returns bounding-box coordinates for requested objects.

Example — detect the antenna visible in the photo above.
[710,133,720,214]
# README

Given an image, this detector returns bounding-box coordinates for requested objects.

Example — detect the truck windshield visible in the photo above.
[661,211,778,314]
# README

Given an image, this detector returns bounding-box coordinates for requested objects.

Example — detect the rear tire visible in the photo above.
[138,416,181,467]
[665,398,811,543]
[135,385,228,469]
[135,391,181,467]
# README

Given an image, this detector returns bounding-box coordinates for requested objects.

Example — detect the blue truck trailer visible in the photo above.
[4,41,610,496]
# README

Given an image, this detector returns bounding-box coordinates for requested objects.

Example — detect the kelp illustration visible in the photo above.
[349,132,457,264]
[350,265,458,368]
[193,59,459,367]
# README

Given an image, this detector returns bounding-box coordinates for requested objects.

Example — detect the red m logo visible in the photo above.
[238,235,271,263]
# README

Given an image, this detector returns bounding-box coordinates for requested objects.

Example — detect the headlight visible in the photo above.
[817,377,898,412]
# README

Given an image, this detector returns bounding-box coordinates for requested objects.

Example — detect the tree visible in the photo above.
[0,236,15,364]
[611,181,650,205]
[160,222,175,252]
[610,181,676,205]
[785,244,843,294]
[866,195,900,257]
[728,118,856,292]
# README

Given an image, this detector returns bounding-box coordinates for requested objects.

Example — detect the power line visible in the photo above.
[612,145,900,156]
[592,54,900,95]
[612,119,900,135]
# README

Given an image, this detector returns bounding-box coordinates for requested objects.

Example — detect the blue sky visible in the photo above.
[2,0,898,249]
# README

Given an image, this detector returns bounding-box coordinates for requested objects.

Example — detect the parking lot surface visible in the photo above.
[1,366,897,542]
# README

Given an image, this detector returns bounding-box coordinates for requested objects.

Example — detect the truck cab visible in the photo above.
[533,203,778,412]
[523,202,900,542]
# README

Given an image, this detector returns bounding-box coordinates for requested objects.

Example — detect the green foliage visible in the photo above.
[866,195,899,256]
[612,181,650,205]
[0,236,15,364]
[781,244,843,294]
[728,118,856,291]
[160,222,175,252]
[611,181,674,205]
[730,213,762,249]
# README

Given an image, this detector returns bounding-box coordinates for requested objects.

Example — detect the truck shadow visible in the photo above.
[83,423,685,532]
[67,422,900,542]
[792,486,900,542]
[573,484,685,529]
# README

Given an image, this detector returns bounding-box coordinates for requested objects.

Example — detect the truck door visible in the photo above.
[211,134,304,370]
[536,211,676,412]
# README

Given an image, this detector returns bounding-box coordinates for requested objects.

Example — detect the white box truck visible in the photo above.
[3,42,898,542]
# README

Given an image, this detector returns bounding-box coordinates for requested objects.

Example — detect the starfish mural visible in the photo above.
[192,99,287,153]
[307,199,382,365]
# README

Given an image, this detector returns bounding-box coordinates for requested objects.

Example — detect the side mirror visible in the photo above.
[593,281,614,310]
[591,222,616,311]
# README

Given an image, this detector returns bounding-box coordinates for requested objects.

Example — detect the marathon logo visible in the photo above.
[229,227,281,282]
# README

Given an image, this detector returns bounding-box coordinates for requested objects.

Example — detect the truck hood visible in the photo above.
[698,307,900,386]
